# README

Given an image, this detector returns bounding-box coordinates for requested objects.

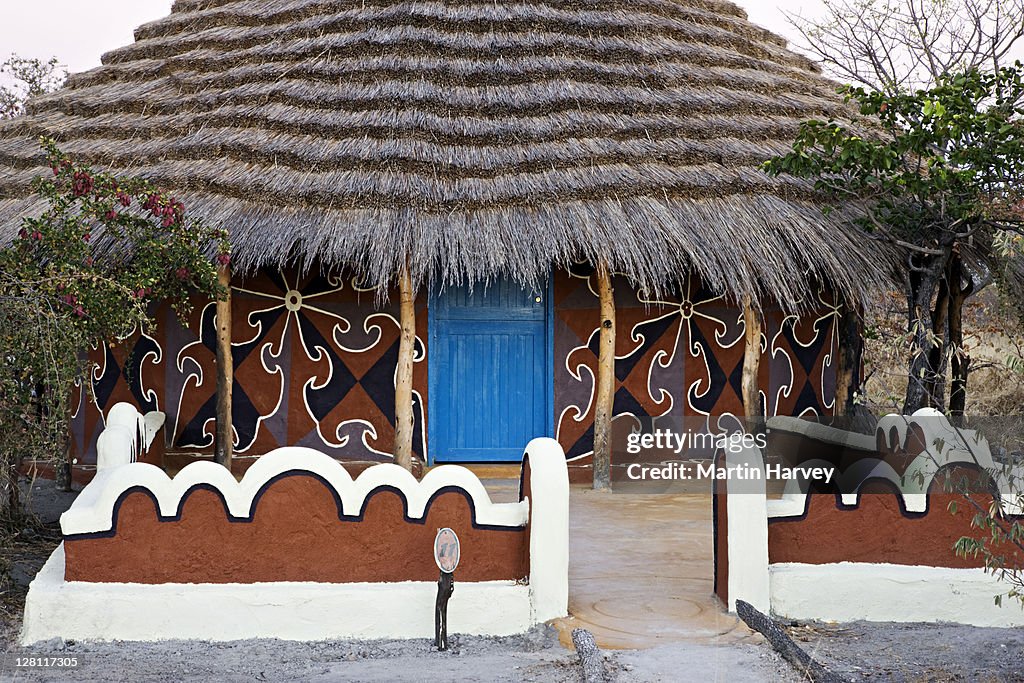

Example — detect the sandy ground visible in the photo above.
[2,478,1024,681]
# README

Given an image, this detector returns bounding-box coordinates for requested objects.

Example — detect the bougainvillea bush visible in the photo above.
[0,138,228,519]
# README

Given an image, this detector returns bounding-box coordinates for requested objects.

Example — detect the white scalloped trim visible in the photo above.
[61,447,529,536]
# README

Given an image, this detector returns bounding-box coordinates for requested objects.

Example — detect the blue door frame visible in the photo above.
[427,279,554,463]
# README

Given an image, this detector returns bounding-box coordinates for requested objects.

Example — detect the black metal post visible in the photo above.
[434,570,454,650]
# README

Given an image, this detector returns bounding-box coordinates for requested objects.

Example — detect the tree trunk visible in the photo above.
[903,260,945,414]
[834,305,863,417]
[56,437,72,492]
[593,266,615,491]
[3,458,21,520]
[948,251,972,420]
[925,277,950,411]
[394,262,417,472]
[571,628,609,683]
[741,297,763,423]
[214,264,234,468]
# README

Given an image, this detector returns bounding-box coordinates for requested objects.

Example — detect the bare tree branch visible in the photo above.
[787,0,1024,94]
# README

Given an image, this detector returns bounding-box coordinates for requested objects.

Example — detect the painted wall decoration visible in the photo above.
[71,269,428,466]
[71,266,839,468]
[553,268,841,462]
[767,487,1024,569]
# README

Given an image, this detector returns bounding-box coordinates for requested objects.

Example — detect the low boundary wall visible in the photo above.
[22,410,569,643]
[715,409,1024,627]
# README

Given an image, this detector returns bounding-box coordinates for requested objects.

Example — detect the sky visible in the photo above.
[0,1,818,76]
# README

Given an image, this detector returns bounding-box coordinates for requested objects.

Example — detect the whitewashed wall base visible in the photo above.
[726,445,770,614]
[22,545,533,644]
[770,562,1024,628]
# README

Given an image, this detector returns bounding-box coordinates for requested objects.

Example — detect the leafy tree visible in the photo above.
[783,0,1024,420]
[765,66,1024,414]
[769,62,1024,606]
[0,55,65,119]
[0,139,228,519]
[950,469,1024,609]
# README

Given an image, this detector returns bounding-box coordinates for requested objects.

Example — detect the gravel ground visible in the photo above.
[786,620,1024,682]
[3,478,1024,681]
[0,632,801,683]
[0,627,582,682]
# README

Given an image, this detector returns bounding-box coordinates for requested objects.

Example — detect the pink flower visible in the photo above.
[71,171,94,197]
[143,193,161,214]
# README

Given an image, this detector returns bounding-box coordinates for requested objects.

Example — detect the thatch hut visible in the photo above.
[0,0,886,482]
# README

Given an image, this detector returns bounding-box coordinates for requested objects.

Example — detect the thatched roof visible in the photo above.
[0,0,889,305]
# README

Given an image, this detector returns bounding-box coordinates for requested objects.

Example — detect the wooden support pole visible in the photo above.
[593,265,616,491]
[741,296,763,423]
[214,264,234,468]
[394,262,416,472]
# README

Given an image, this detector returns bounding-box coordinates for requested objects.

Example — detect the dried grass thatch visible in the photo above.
[0,0,892,307]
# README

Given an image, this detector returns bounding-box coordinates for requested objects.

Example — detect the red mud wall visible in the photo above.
[713,475,729,606]
[768,492,1024,569]
[64,474,528,584]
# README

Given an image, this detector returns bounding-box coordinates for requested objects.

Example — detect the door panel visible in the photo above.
[430,280,550,462]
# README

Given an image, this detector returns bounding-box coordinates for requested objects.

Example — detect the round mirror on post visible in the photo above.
[434,528,460,574]
[433,528,459,651]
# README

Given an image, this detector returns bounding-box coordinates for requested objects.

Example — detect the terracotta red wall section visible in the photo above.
[768,490,1024,569]
[64,473,528,584]
[713,475,729,606]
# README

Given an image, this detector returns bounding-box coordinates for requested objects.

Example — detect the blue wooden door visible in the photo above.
[429,279,551,462]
